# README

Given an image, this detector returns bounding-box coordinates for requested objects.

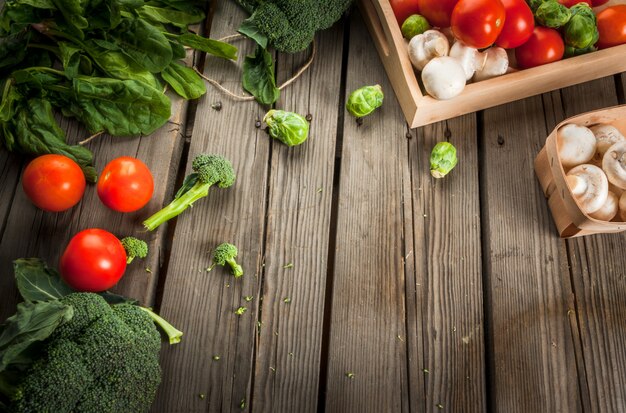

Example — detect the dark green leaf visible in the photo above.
[14,258,75,302]
[19,0,56,9]
[109,17,173,72]
[148,0,204,14]
[85,0,122,29]
[12,66,64,89]
[161,61,205,99]
[238,18,267,49]
[174,172,198,200]
[58,41,81,78]
[235,0,258,14]
[176,33,237,60]
[242,45,279,106]
[0,31,29,72]
[0,80,22,123]
[51,0,88,31]
[99,291,138,305]
[170,39,186,60]
[136,5,204,28]
[0,300,73,372]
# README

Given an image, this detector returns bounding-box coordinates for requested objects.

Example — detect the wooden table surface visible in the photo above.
[1,2,626,412]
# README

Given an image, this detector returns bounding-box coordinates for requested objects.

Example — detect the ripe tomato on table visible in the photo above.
[97,157,154,212]
[451,0,506,49]
[417,0,458,28]
[390,0,420,26]
[596,5,626,49]
[496,0,534,49]
[22,154,86,212]
[515,27,565,68]
[60,229,127,292]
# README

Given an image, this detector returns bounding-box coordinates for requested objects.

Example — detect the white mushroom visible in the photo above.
[591,124,626,157]
[602,141,626,189]
[408,30,450,71]
[589,191,619,221]
[473,47,509,82]
[557,124,597,168]
[619,192,626,221]
[449,41,481,81]
[610,183,624,197]
[566,164,609,214]
[421,57,466,100]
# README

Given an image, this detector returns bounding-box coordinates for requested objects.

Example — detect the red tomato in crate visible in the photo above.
[97,157,154,212]
[496,0,534,49]
[515,27,565,68]
[60,229,127,292]
[596,5,626,49]
[417,0,458,28]
[592,0,610,5]
[22,154,85,212]
[451,0,506,49]
[390,0,420,26]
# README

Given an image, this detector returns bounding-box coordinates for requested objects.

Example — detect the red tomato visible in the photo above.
[596,5,626,49]
[417,0,458,28]
[22,154,85,212]
[97,157,154,212]
[496,0,534,49]
[451,0,506,49]
[515,27,564,68]
[592,0,610,5]
[60,229,127,292]
[557,0,592,6]
[390,0,420,26]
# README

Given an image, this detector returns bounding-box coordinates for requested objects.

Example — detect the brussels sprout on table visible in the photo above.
[430,142,458,179]
[564,3,599,49]
[346,85,384,119]
[263,110,310,147]
[535,1,572,28]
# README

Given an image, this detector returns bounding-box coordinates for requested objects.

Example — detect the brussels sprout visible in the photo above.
[346,85,384,118]
[263,110,309,147]
[430,142,458,179]
[565,44,597,57]
[535,1,571,28]
[564,3,599,49]
[401,14,431,39]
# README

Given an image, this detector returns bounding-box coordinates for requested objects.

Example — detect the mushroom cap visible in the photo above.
[566,164,609,214]
[620,192,626,221]
[422,57,466,100]
[557,124,597,168]
[449,41,481,81]
[473,47,509,82]
[408,30,450,72]
[590,124,626,157]
[589,191,619,221]
[602,141,626,190]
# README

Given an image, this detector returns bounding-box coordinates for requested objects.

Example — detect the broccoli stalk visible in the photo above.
[120,237,148,264]
[143,154,236,231]
[138,307,183,345]
[208,243,243,278]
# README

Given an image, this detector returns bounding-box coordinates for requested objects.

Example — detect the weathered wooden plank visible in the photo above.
[153,2,269,412]
[480,96,582,411]
[323,13,410,413]
[250,27,345,413]
[546,77,626,413]
[405,114,486,412]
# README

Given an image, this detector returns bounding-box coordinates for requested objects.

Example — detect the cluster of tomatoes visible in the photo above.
[22,154,155,291]
[391,0,626,68]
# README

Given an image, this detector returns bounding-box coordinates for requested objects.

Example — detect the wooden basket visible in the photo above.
[358,0,626,128]
[534,105,626,238]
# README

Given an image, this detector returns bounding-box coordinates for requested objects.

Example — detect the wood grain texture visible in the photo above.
[152,2,269,412]
[406,114,486,412]
[480,96,581,412]
[546,77,626,413]
[250,26,345,413]
[323,12,410,413]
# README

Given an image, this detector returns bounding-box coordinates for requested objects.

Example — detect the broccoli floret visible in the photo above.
[244,0,353,52]
[143,154,236,231]
[8,293,181,413]
[208,242,244,278]
[120,237,149,264]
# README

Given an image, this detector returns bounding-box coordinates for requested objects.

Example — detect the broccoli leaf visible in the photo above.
[0,301,73,372]
[175,33,237,60]
[242,44,279,106]
[173,172,199,200]
[238,18,268,49]
[161,61,205,99]
[99,291,138,305]
[14,258,75,302]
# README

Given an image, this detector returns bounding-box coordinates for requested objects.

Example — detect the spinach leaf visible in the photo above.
[14,258,74,302]
[161,61,205,99]
[137,5,204,29]
[0,31,29,73]
[0,80,21,123]
[58,41,81,78]
[109,17,173,73]
[175,33,237,60]
[18,0,56,9]
[149,0,205,14]
[170,38,186,60]
[238,18,267,49]
[242,44,279,106]
[50,0,88,32]
[0,300,73,372]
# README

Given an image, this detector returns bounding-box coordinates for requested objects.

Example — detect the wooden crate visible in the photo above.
[359,0,626,128]
[534,105,626,238]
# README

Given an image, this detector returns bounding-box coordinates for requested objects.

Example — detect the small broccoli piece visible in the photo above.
[143,154,236,231]
[120,237,148,264]
[208,243,243,278]
[138,307,183,345]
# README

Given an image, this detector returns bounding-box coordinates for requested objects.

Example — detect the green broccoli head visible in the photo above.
[192,154,236,188]
[210,242,244,278]
[120,237,149,264]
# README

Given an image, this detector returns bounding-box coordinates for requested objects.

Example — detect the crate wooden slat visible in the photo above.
[359,0,626,128]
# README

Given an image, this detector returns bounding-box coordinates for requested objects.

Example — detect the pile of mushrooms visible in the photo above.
[407,29,509,100]
[557,123,626,221]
